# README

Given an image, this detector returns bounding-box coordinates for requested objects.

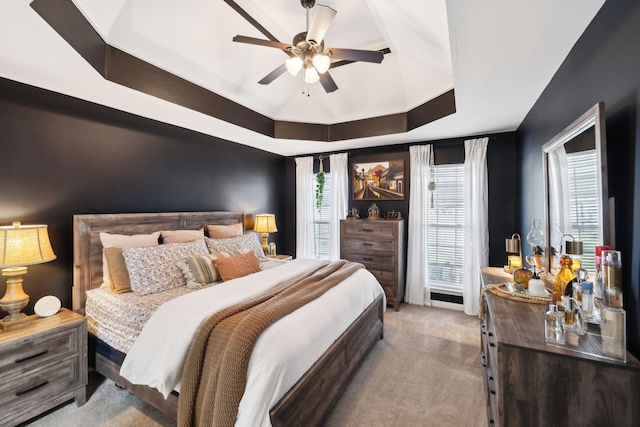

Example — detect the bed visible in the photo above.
[73,211,384,427]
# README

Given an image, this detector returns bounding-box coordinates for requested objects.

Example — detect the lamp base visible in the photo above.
[0,266,31,330]
[261,233,269,255]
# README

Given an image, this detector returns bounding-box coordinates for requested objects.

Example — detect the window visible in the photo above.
[313,172,332,259]
[566,150,599,272]
[426,164,465,293]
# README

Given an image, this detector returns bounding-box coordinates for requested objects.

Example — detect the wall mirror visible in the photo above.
[542,102,609,274]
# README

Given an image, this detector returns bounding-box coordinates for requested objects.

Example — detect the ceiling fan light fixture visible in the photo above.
[312,53,330,74]
[285,57,303,76]
[304,67,320,83]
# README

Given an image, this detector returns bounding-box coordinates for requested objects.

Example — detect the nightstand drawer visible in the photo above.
[0,355,81,422]
[0,325,79,378]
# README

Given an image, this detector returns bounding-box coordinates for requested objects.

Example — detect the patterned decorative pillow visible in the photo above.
[205,233,267,260]
[100,231,161,288]
[177,249,250,288]
[214,251,261,281]
[122,239,209,295]
[161,229,204,243]
[207,223,243,239]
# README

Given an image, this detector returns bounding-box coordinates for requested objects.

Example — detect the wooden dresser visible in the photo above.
[340,219,405,311]
[0,308,87,426]
[480,267,640,427]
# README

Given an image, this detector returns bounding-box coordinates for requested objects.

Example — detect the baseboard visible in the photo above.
[431,300,464,312]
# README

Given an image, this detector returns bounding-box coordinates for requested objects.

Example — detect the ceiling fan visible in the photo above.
[232,0,385,93]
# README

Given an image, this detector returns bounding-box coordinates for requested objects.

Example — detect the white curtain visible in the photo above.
[463,138,489,316]
[295,156,315,258]
[406,144,433,306]
[329,153,348,261]
[547,145,571,252]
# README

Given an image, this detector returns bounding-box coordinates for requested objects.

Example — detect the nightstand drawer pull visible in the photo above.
[15,380,49,396]
[362,243,373,246]
[362,257,374,261]
[15,350,49,364]
[362,228,374,232]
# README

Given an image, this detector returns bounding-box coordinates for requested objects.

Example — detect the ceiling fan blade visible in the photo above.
[327,47,384,63]
[306,5,337,45]
[319,71,338,93]
[233,35,293,51]
[258,63,288,85]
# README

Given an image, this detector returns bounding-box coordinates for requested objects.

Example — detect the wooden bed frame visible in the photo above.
[73,211,384,426]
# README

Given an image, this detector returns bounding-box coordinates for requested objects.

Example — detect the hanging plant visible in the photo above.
[316,156,325,210]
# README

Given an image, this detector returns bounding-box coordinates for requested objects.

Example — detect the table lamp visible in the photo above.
[0,221,56,330]
[505,233,522,273]
[253,214,277,255]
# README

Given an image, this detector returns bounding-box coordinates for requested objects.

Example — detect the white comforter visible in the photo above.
[120,258,384,427]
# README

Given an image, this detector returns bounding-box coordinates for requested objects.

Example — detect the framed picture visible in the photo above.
[352,160,405,200]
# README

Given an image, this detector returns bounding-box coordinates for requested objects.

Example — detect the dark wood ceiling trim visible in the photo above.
[30,0,107,77]
[31,0,456,143]
[407,89,456,131]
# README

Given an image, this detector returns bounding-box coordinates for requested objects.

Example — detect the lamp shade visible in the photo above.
[253,214,278,234]
[0,222,56,268]
[304,67,320,84]
[285,57,303,76]
[312,53,330,74]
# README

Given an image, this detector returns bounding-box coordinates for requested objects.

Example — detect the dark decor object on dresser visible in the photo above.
[340,219,405,311]
[0,309,87,426]
[480,267,640,427]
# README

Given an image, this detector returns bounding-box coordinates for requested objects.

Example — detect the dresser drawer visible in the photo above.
[341,237,395,253]
[341,221,397,239]
[0,353,81,412]
[368,268,396,285]
[343,251,396,271]
[0,326,79,378]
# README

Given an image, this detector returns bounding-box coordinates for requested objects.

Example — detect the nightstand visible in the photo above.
[0,308,87,426]
[271,254,293,261]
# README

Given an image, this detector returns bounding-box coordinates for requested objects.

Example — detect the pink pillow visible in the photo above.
[161,229,204,243]
[207,223,243,239]
[99,231,161,288]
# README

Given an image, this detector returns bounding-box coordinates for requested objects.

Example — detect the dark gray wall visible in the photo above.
[0,78,286,314]
[285,132,519,270]
[517,0,640,357]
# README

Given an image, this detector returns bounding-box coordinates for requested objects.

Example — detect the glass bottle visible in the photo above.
[602,250,623,308]
[581,281,594,317]
[545,303,565,344]
[368,203,380,220]
[553,255,575,303]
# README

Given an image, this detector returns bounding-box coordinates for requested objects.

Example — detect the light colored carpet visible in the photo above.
[24,305,485,427]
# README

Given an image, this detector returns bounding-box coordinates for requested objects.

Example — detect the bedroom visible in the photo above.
[1,0,640,425]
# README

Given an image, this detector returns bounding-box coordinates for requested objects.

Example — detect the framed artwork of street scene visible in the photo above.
[352,160,405,200]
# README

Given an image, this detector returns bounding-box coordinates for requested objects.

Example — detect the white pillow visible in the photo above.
[205,233,267,260]
[122,240,209,295]
[99,231,161,288]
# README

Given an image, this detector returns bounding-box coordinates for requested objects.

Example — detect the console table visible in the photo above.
[480,267,640,426]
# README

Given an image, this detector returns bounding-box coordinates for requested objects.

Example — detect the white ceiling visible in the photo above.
[0,0,604,156]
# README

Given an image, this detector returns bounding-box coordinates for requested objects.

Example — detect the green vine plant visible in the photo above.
[315,170,325,210]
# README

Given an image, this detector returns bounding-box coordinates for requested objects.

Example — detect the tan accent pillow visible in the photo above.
[161,229,204,243]
[214,251,261,281]
[103,247,132,294]
[207,223,243,239]
[99,231,161,288]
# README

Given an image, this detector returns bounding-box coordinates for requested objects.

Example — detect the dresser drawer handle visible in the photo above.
[489,342,496,347]
[362,257,374,261]
[490,389,496,395]
[362,243,373,246]
[15,350,48,364]
[16,380,49,396]
[362,228,374,232]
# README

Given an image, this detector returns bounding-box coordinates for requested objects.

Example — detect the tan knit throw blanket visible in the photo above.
[177,260,363,427]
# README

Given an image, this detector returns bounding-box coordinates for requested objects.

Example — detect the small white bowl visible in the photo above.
[34,295,61,317]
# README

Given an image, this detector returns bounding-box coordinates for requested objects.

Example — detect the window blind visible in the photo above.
[566,150,599,273]
[313,172,332,259]
[426,164,465,293]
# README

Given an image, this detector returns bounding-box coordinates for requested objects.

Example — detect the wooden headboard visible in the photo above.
[72,211,245,312]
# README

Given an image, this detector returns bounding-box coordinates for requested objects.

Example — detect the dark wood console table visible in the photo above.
[480,267,640,426]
